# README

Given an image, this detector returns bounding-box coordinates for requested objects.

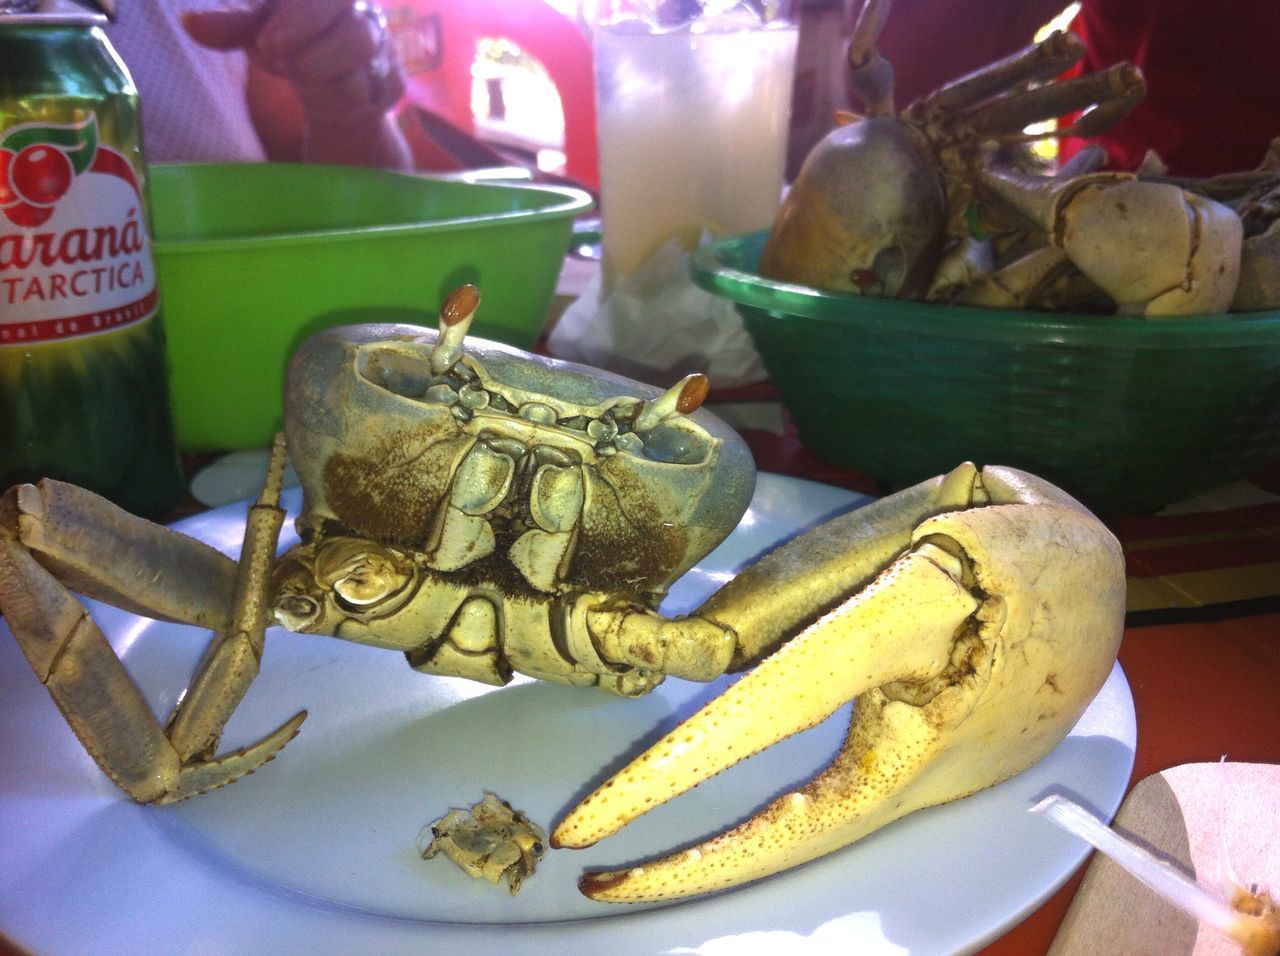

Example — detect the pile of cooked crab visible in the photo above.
[762,0,1280,315]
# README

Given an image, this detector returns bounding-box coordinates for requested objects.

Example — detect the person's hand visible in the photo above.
[182,0,405,121]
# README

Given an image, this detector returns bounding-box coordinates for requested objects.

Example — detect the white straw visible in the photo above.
[1031,793,1242,934]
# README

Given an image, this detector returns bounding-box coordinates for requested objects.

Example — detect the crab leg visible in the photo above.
[0,438,304,804]
[953,243,1073,308]
[963,62,1146,143]
[555,465,1126,902]
[904,28,1143,144]
[0,530,185,801]
[581,464,980,683]
[845,0,896,118]
[164,436,300,767]
[921,30,1088,116]
[941,146,1103,308]
[0,480,239,629]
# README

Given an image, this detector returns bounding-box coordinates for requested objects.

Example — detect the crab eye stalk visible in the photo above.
[634,373,709,433]
[430,284,480,375]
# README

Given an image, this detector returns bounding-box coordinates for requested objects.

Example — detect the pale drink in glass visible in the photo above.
[594,17,798,293]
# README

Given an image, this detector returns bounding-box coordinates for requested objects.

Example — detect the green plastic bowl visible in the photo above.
[694,232,1280,513]
[150,163,592,450]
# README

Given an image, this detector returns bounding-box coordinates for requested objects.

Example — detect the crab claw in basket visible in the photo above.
[551,463,1126,903]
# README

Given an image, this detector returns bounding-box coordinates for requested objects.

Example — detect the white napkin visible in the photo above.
[548,238,767,388]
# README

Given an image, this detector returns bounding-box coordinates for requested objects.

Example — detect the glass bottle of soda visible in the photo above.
[1,0,184,520]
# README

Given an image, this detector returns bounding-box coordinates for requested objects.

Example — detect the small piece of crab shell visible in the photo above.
[553,465,1125,903]
[419,792,548,895]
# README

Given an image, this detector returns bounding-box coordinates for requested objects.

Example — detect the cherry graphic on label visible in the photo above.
[3,202,54,227]
[0,148,17,206]
[11,144,74,206]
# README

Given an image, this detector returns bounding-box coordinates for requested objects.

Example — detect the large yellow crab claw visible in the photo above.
[552,464,1126,902]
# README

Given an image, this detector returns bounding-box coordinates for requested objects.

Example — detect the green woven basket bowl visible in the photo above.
[694,232,1280,513]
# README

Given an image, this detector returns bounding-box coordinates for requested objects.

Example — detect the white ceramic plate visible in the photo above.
[0,474,1135,955]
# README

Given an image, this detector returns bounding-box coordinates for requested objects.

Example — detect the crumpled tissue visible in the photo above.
[548,237,767,388]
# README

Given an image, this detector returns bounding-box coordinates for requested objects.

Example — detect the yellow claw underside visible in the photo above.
[576,690,956,903]
[553,464,1127,904]
[552,547,977,851]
